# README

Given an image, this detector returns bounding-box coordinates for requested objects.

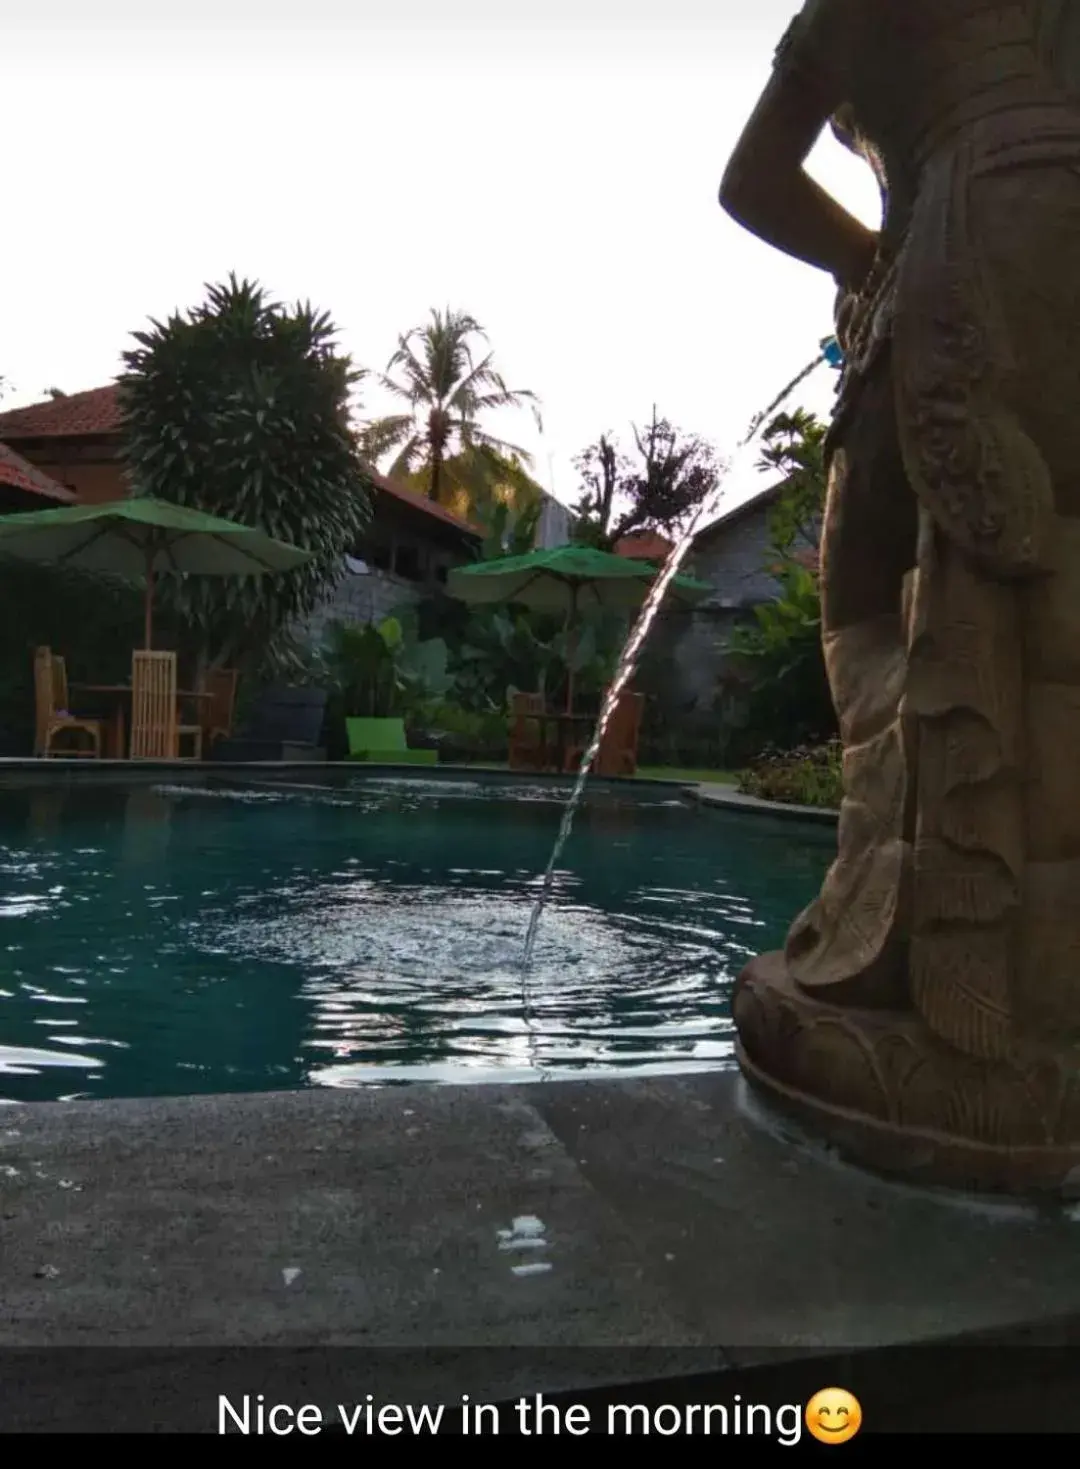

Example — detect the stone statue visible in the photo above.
[718,0,1080,1194]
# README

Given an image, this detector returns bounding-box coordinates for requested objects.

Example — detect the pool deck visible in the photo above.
[4,1070,1080,1430]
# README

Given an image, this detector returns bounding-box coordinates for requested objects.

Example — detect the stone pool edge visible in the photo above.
[0,757,685,789]
[686,781,838,824]
[0,758,840,830]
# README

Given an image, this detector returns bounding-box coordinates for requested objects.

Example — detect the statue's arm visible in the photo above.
[718,7,877,290]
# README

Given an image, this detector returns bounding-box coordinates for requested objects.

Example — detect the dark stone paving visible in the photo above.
[3,1071,1080,1429]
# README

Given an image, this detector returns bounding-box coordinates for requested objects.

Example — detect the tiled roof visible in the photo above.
[0,384,480,535]
[0,442,77,504]
[367,469,481,537]
[614,530,674,561]
[766,546,821,576]
[694,481,786,542]
[0,385,123,439]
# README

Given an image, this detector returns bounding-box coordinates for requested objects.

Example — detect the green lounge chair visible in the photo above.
[345,717,438,765]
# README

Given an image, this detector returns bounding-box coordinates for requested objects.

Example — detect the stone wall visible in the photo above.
[304,489,479,646]
[670,497,779,708]
[666,605,755,709]
[690,498,780,610]
[535,493,571,549]
[304,566,423,646]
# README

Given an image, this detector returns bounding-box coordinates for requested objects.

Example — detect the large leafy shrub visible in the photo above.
[724,562,836,762]
[317,606,455,756]
[738,739,842,808]
[420,702,510,763]
[720,408,836,761]
[120,274,373,672]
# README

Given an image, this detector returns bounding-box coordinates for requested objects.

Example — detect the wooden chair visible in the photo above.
[33,646,102,758]
[130,650,203,760]
[199,666,239,752]
[508,691,550,771]
[564,690,645,777]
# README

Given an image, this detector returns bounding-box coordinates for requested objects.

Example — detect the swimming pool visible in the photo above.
[0,773,831,1102]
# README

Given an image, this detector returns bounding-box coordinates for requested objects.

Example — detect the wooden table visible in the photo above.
[533,711,595,773]
[71,684,212,759]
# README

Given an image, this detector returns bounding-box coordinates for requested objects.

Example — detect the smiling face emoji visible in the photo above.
[805,1388,862,1444]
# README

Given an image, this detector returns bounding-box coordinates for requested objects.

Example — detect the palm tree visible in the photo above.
[400,447,546,531]
[361,308,542,506]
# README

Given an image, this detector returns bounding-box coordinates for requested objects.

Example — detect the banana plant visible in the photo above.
[397,633,454,704]
[322,611,455,717]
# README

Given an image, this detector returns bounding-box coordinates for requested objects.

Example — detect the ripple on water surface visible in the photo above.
[0,777,830,1101]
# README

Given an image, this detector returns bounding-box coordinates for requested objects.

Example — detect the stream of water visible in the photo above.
[520,348,833,1035]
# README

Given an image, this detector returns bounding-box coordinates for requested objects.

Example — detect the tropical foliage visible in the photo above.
[361,308,541,507]
[320,610,453,720]
[725,561,834,754]
[472,492,543,561]
[315,592,617,763]
[723,407,835,761]
[441,602,621,717]
[400,447,547,533]
[449,473,553,570]
[755,407,827,562]
[411,491,622,720]
[315,604,459,758]
[738,739,842,808]
[571,408,722,550]
[119,274,373,672]
[419,701,509,763]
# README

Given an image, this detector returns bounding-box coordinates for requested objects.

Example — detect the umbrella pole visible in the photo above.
[565,584,578,715]
[144,546,155,649]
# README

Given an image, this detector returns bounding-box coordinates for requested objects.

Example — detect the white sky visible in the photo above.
[1,0,881,515]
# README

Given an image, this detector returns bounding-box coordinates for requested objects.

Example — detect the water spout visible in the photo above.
[520,347,832,1053]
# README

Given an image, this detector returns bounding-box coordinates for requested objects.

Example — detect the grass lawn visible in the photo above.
[636,766,737,786]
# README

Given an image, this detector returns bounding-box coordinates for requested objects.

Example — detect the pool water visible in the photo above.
[0,775,831,1102]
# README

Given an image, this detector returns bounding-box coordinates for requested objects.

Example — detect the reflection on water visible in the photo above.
[120,788,173,867]
[26,791,67,840]
[0,776,831,1101]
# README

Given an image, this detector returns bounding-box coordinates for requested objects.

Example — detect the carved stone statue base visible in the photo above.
[734,953,1080,1197]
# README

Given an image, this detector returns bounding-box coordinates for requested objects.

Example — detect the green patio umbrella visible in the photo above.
[0,496,313,648]
[447,543,711,712]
